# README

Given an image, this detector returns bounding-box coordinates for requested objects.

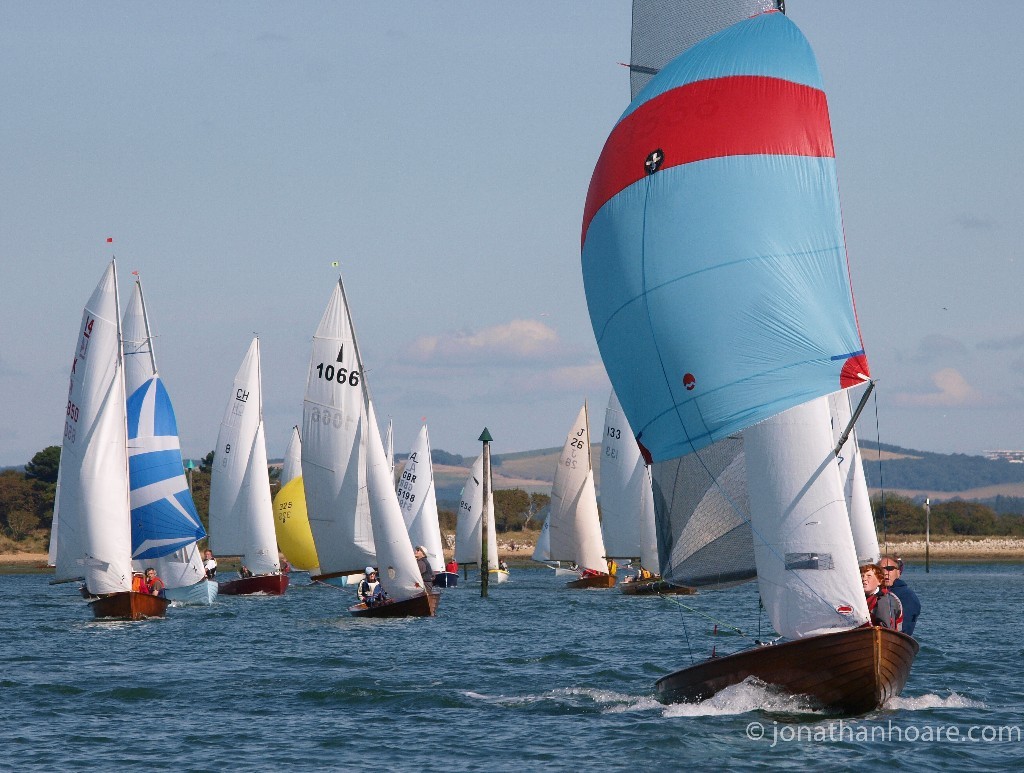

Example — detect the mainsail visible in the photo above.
[53,260,133,594]
[582,11,872,639]
[301,279,376,576]
[628,0,783,97]
[453,453,498,573]
[599,390,657,571]
[397,424,446,573]
[208,337,279,576]
[547,404,607,574]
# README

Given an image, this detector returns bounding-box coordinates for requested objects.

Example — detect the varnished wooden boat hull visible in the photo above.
[218,573,289,596]
[655,626,919,715]
[89,591,170,620]
[432,571,458,588]
[565,573,616,589]
[621,579,696,595]
[348,591,440,618]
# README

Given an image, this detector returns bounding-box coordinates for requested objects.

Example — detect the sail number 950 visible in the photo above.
[315,362,360,387]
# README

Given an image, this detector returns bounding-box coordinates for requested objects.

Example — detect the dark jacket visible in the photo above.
[887,578,921,636]
[866,588,903,630]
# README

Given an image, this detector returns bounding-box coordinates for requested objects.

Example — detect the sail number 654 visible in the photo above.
[315,362,360,387]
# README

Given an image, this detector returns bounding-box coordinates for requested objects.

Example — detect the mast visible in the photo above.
[480,428,493,598]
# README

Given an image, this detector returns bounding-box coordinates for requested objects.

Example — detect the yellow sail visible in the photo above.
[273,476,319,570]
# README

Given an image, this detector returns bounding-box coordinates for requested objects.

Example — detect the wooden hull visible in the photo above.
[565,573,616,589]
[348,591,440,618]
[432,571,458,588]
[218,573,289,596]
[164,579,219,605]
[655,626,919,716]
[620,579,696,596]
[89,591,170,620]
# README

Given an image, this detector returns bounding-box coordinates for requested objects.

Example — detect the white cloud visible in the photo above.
[406,319,562,365]
[891,368,984,407]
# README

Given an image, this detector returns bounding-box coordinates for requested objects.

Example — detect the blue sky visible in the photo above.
[1,2,1020,467]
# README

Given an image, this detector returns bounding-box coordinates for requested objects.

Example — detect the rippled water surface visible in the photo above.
[3,562,1022,770]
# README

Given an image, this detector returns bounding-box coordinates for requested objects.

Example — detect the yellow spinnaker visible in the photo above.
[273,476,319,570]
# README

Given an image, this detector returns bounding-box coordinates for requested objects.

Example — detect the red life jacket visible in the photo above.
[866,588,903,629]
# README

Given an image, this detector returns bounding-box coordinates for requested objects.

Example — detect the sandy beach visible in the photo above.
[7,537,1024,571]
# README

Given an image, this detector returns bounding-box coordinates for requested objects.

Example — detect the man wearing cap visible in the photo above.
[356,566,380,606]
[880,555,921,636]
[414,546,435,586]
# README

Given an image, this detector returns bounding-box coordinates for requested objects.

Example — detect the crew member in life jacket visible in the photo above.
[357,566,384,606]
[144,567,166,598]
[860,563,902,630]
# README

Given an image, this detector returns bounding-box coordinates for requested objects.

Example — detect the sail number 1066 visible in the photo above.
[315,362,360,387]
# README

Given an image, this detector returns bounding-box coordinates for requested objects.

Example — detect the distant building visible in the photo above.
[983,450,1024,464]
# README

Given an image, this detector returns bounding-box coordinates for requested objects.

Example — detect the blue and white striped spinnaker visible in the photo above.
[127,376,206,560]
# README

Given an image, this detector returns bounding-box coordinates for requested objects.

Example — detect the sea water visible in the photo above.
[2,562,1021,770]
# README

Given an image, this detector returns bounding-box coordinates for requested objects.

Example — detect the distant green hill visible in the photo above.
[859,440,1024,493]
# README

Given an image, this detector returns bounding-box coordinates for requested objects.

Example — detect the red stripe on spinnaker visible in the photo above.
[581,75,835,248]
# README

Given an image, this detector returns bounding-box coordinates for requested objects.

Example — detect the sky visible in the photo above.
[1,2,1021,467]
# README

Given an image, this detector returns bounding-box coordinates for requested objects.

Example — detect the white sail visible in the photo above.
[745,397,870,639]
[364,405,426,602]
[209,337,280,575]
[120,274,157,399]
[454,453,499,571]
[397,424,445,573]
[548,404,607,573]
[600,390,658,570]
[384,417,394,478]
[281,425,302,486]
[53,260,133,594]
[531,514,552,563]
[301,279,375,575]
[827,390,880,565]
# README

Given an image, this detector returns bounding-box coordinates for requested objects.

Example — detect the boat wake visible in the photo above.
[885,692,985,711]
[662,678,823,718]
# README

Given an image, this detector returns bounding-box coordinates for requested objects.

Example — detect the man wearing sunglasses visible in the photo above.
[880,556,921,636]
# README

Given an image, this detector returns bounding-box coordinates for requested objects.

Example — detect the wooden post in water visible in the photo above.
[479,427,493,599]
[925,498,931,573]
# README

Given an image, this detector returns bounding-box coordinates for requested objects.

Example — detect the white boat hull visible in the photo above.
[165,579,218,605]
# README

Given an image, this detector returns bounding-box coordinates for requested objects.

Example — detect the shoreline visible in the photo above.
[5,537,1024,573]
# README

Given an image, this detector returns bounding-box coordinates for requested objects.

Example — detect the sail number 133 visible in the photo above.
[315,362,360,387]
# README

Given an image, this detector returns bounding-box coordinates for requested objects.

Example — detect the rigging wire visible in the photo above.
[871,387,888,553]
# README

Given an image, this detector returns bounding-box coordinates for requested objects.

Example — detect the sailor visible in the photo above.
[414,546,434,585]
[203,549,217,579]
[144,567,166,597]
[861,563,902,630]
[880,555,921,636]
[357,566,380,605]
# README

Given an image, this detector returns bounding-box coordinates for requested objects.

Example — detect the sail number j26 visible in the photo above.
[315,362,360,386]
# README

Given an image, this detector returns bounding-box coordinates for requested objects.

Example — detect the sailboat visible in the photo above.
[397,424,454,587]
[601,390,693,595]
[121,275,215,605]
[305,277,438,617]
[580,8,917,713]
[454,454,507,584]
[209,337,288,595]
[547,404,614,589]
[52,260,168,620]
[530,515,578,577]
[272,426,320,573]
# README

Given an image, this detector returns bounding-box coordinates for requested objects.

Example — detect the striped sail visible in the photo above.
[127,376,206,560]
